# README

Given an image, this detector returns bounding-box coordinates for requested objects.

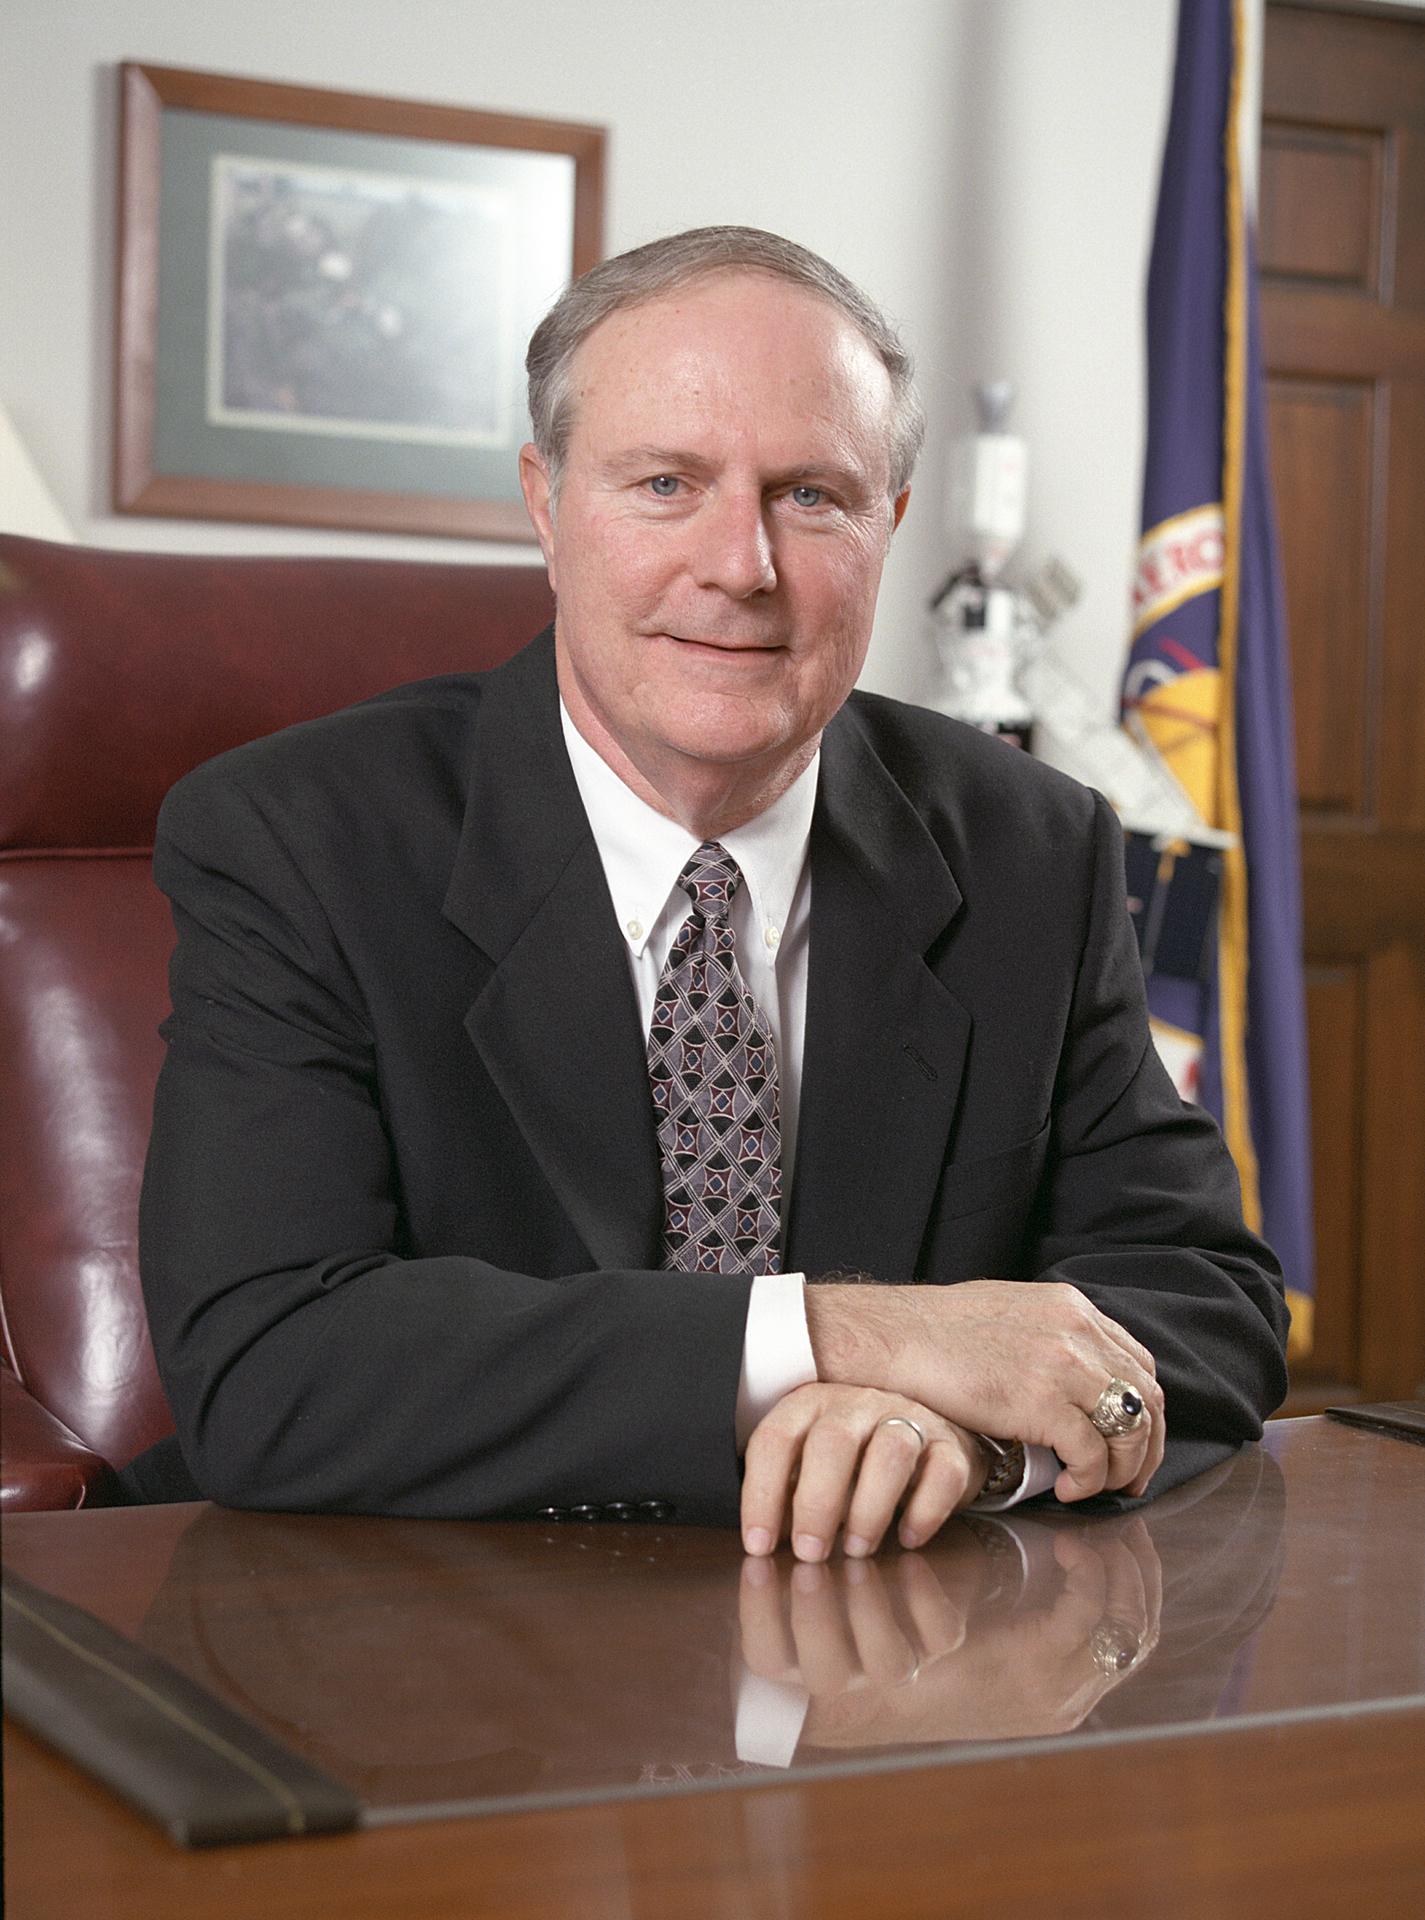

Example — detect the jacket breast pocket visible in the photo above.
[917,1121,1051,1280]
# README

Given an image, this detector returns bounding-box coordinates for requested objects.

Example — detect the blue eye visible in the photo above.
[648,475,679,497]
[790,485,824,507]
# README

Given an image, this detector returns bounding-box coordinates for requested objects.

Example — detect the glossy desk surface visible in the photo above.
[4,1416,1424,1917]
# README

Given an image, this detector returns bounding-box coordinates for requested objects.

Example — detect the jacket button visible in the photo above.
[534,1506,568,1522]
[638,1500,675,1522]
[570,1504,603,1523]
[603,1503,636,1523]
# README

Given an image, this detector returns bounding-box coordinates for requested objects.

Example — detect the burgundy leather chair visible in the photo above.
[0,533,553,1509]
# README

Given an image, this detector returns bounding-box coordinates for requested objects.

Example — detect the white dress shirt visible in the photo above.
[560,703,1053,1511]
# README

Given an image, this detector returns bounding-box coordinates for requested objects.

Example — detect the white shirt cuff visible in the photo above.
[969,1443,1059,1512]
[736,1272,816,1452]
[733,1664,810,1768]
[735,1276,1057,1513]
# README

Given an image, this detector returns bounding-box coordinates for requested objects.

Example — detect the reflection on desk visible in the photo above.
[9,1440,1345,1827]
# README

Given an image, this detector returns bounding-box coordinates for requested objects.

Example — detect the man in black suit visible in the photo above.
[137,228,1289,1559]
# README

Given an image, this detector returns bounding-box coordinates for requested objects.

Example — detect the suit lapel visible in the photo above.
[786,707,971,1280]
[442,636,664,1271]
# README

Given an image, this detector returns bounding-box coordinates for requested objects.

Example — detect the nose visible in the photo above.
[689,486,777,598]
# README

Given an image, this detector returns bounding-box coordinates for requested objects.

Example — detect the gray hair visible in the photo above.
[526,225,925,504]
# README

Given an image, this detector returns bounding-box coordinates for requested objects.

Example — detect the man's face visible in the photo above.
[520,271,909,808]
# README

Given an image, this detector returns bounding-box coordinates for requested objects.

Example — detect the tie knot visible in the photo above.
[678,841,742,921]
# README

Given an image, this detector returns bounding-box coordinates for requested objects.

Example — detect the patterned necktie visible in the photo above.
[647,842,783,1274]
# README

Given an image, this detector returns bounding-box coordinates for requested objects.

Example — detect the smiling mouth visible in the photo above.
[659,633,783,655]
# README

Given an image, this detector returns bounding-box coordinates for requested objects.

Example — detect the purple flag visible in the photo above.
[1120,0,1315,1355]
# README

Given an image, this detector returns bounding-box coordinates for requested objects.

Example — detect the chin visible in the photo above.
[655,703,797,767]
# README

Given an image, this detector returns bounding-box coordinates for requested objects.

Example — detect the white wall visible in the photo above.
[1,0,1192,712]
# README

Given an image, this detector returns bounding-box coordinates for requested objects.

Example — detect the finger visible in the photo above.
[1044,1530,1110,1649]
[1098,1537,1150,1640]
[1053,1401,1153,1497]
[1085,1325,1165,1495]
[790,1419,865,1562]
[841,1559,919,1684]
[1100,1417,1153,1494]
[894,1549,969,1657]
[738,1556,799,1680]
[788,1559,861,1693]
[741,1406,811,1554]
[1124,1516,1164,1631]
[919,1517,993,1610]
[897,1437,978,1549]
[1072,1534,1155,1686]
[1125,1384,1168,1496]
[1050,1409,1112,1501]
[1083,1371,1160,1493]
[843,1418,930,1557]
[1125,1440,1160,1498]
[1097,1359,1165,1496]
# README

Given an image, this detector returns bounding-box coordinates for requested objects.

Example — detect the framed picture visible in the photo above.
[114,63,605,541]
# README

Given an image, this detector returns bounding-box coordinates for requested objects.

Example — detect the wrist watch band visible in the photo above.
[975,1433,1027,1501]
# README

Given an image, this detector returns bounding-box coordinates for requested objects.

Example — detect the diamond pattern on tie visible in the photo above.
[648,842,783,1274]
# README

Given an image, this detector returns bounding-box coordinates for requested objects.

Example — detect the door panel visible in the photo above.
[1266,376,1375,815]
[1262,1,1425,1407]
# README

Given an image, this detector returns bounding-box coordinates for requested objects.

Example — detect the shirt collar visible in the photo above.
[559,700,818,962]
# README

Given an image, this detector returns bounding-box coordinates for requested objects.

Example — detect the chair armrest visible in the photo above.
[0,1368,111,1510]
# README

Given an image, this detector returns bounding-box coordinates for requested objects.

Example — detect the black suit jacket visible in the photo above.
[137,633,1288,1522]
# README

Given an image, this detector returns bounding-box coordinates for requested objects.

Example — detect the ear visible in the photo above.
[519,444,558,590]
[891,485,911,533]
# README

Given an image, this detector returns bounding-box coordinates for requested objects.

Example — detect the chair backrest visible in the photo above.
[0,533,553,1466]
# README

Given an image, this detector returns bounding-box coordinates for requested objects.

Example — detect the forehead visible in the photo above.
[565,271,896,473]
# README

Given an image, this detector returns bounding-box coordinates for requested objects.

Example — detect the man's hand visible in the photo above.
[741,1383,988,1563]
[739,1515,1162,1749]
[805,1279,1165,1502]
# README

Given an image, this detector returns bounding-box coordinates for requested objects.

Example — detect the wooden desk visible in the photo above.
[5,1417,1424,1918]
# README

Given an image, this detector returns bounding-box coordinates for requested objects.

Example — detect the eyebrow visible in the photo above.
[601,446,715,477]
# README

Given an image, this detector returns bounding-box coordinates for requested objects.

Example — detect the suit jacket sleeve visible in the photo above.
[139,763,750,1525]
[1029,790,1290,1494]
[801,701,1287,1502]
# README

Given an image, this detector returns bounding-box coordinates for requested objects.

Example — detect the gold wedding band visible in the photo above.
[878,1415,927,1450]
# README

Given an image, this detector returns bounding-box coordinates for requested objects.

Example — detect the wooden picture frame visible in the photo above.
[114,63,605,541]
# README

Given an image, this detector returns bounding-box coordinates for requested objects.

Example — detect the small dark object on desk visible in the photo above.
[1324,1399,1425,1445]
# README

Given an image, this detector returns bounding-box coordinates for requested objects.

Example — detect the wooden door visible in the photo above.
[1261,0,1425,1408]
